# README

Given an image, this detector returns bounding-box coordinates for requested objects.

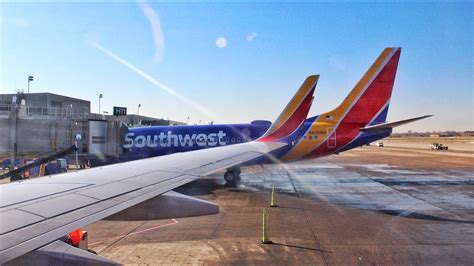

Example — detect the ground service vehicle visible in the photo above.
[430,143,448,150]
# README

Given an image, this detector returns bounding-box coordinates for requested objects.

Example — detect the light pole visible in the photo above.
[99,93,103,114]
[27,75,34,94]
[137,104,141,116]
[27,76,33,108]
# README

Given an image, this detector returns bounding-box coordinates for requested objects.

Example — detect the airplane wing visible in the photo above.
[0,141,284,263]
[0,75,319,264]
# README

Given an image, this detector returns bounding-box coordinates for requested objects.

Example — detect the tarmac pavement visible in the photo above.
[84,145,474,265]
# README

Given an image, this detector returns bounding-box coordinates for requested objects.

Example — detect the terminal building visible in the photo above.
[0,92,184,166]
[0,92,91,118]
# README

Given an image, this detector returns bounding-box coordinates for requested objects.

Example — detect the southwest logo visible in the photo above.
[123,131,227,148]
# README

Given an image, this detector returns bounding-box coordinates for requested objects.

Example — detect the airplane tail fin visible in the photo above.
[259,75,318,142]
[322,47,401,126]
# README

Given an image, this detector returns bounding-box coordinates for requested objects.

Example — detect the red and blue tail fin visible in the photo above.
[259,75,318,142]
[321,47,401,126]
[280,48,402,161]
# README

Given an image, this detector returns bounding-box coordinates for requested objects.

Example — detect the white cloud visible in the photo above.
[138,1,165,63]
[246,32,257,41]
[215,37,227,48]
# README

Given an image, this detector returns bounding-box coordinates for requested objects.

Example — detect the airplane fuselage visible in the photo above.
[121,121,271,161]
[119,117,391,165]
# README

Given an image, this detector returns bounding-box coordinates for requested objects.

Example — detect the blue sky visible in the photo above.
[1,1,472,132]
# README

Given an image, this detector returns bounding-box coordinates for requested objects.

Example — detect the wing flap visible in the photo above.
[118,170,182,187]
[0,209,44,235]
[0,183,92,209]
[75,182,141,201]
[18,194,97,219]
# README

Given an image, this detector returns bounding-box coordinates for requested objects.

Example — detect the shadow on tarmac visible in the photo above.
[374,180,474,186]
[377,209,474,224]
[269,242,332,253]
[174,177,227,196]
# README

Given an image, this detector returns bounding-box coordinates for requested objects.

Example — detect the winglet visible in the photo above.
[259,75,319,142]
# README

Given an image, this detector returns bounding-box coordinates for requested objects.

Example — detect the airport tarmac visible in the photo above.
[383,137,474,153]
[84,142,474,265]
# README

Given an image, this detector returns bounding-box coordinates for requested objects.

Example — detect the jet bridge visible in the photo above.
[71,118,128,167]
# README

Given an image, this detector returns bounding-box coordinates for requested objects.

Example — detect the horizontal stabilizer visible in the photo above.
[360,115,433,132]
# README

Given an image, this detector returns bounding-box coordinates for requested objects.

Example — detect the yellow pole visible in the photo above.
[39,164,45,176]
[270,185,277,207]
[262,208,271,244]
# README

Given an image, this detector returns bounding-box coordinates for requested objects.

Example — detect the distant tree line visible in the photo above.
[390,131,474,138]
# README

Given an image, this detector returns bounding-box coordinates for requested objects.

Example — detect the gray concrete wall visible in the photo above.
[0,117,73,155]
[0,118,10,155]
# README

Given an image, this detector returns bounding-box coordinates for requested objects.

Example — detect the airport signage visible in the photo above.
[113,106,127,116]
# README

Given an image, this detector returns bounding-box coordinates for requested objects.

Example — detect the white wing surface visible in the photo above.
[0,141,284,263]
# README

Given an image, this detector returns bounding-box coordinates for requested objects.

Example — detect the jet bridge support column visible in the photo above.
[106,119,127,158]
[9,99,18,170]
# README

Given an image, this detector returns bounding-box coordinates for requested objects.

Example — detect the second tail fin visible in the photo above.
[321,47,401,126]
[259,75,319,142]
